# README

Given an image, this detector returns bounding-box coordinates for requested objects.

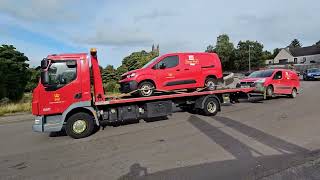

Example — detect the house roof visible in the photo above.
[289,45,320,57]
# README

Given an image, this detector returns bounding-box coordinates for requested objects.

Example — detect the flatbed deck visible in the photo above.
[95,87,256,106]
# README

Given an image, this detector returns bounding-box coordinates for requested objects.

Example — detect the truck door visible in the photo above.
[39,60,81,115]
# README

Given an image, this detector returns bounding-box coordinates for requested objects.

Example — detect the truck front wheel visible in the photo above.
[65,112,95,139]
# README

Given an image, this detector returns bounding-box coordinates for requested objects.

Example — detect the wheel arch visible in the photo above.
[194,95,221,111]
[62,101,99,126]
[205,75,217,80]
[138,79,157,88]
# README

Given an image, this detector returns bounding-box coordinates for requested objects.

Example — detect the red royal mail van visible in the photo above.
[238,69,300,98]
[119,52,223,97]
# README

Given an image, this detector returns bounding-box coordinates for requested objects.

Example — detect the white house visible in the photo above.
[273,45,320,64]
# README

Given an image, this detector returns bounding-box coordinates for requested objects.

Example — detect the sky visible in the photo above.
[1,0,319,68]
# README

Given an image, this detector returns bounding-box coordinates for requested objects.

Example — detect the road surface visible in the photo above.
[1,81,320,180]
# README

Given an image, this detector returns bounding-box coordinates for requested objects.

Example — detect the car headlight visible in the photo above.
[255,78,266,83]
[126,73,136,78]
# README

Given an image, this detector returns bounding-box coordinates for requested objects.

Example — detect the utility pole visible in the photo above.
[248,45,251,72]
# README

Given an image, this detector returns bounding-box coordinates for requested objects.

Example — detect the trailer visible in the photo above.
[32,49,262,139]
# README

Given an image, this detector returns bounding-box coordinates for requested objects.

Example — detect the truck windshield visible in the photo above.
[248,70,274,78]
[46,61,77,86]
[142,57,159,68]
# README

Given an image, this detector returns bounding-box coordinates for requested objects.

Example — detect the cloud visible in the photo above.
[0,0,93,22]
[77,28,154,46]
[134,9,177,22]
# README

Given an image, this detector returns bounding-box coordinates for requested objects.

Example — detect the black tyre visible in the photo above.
[202,98,220,116]
[266,85,274,98]
[65,112,95,139]
[205,78,218,90]
[289,88,297,98]
[138,81,155,97]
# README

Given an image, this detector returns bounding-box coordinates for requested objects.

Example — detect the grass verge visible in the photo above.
[0,93,32,116]
[0,102,31,116]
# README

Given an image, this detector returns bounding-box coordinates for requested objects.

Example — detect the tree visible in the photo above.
[234,41,264,71]
[25,67,40,92]
[315,40,320,46]
[262,50,273,60]
[213,34,235,70]
[272,48,281,58]
[0,44,31,101]
[288,39,302,48]
[205,45,215,53]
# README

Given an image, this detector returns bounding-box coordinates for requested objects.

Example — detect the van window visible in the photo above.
[273,71,282,79]
[156,55,179,69]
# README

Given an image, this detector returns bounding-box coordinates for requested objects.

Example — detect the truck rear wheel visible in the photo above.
[202,98,219,116]
[65,112,95,139]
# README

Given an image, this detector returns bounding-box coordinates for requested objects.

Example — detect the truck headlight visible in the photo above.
[126,73,136,78]
[35,119,41,124]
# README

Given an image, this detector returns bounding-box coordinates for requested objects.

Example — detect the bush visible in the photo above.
[104,81,120,93]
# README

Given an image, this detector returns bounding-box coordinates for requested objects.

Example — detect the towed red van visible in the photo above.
[119,52,223,96]
[238,69,300,98]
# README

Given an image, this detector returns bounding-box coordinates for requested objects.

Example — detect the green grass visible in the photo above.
[0,102,31,116]
[0,93,32,116]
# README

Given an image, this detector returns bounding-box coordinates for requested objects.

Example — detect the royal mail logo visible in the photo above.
[53,93,61,102]
[185,55,199,66]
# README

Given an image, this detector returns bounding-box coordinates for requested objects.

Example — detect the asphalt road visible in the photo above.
[1,81,320,180]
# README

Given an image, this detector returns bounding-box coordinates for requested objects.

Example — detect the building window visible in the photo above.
[301,57,307,64]
[294,58,297,64]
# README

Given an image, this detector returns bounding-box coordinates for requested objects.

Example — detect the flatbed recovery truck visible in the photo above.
[32,49,262,139]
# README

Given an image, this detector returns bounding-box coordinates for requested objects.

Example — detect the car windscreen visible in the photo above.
[142,57,158,68]
[308,69,320,73]
[248,70,274,78]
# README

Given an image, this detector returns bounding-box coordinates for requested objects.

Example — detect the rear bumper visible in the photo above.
[32,115,64,133]
[119,80,138,93]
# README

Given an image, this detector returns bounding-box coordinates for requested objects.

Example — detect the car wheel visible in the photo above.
[138,81,155,97]
[65,112,95,139]
[202,98,220,116]
[266,85,274,98]
[289,88,297,98]
[205,78,218,90]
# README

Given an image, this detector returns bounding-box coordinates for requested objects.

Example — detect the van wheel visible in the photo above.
[266,85,274,98]
[289,88,297,98]
[205,78,218,90]
[202,98,220,116]
[138,81,155,97]
[65,112,94,139]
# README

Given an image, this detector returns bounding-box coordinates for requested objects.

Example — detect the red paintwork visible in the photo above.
[32,53,92,116]
[96,88,255,106]
[240,69,300,95]
[119,52,223,91]
[90,52,105,102]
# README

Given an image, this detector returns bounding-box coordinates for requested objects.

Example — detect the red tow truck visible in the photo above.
[32,49,260,139]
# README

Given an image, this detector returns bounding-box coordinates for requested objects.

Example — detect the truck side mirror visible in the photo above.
[41,59,49,69]
[41,71,49,85]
